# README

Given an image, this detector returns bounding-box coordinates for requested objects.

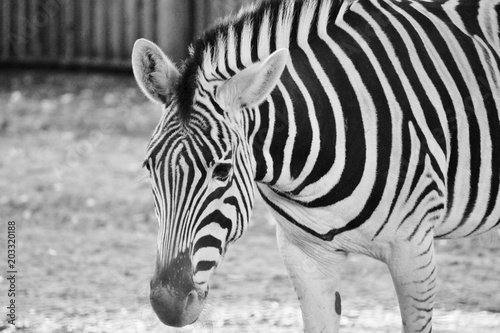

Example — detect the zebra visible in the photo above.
[131,0,500,331]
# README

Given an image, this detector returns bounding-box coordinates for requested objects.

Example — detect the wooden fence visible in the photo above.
[0,0,250,70]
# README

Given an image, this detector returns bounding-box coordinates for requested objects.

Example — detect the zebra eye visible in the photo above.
[213,163,232,181]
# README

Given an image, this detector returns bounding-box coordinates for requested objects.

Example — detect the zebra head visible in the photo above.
[132,39,288,327]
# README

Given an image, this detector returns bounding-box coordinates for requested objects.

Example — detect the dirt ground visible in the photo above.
[0,69,499,333]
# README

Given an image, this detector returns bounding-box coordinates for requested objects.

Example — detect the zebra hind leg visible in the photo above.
[276,224,348,333]
[387,231,436,333]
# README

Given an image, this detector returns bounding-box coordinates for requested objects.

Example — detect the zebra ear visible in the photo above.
[217,48,289,110]
[132,38,180,105]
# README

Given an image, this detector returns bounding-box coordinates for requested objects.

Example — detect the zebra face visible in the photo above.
[145,116,248,327]
[132,39,288,327]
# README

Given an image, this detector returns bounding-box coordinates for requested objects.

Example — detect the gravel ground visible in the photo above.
[2,299,499,332]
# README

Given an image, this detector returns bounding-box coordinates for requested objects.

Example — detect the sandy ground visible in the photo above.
[0,69,499,332]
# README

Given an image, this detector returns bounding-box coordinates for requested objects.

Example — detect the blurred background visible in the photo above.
[0,0,499,332]
[0,0,249,67]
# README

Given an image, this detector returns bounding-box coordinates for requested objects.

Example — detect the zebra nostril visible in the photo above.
[185,290,198,311]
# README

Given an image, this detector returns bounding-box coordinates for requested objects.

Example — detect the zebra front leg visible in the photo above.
[276,224,347,333]
[387,234,436,333]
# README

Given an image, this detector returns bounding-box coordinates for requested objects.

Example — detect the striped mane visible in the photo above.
[175,0,345,122]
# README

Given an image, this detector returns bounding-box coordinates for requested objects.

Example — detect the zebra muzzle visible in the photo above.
[150,252,207,327]
[149,280,206,327]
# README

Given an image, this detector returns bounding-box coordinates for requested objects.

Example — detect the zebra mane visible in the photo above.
[175,0,345,123]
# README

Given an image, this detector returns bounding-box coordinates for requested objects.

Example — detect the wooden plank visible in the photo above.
[192,0,207,39]
[157,0,190,61]
[80,0,91,60]
[15,0,27,58]
[47,0,60,59]
[0,1,2,57]
[30,0,42,57]
[142,0,154,40]
[157,0,169,53]
[110,0,122,60]
[1,0,11,59]
[125,0,138,56]
[63,0,75,63]
[93,0,107,60]
[73,0,81,57]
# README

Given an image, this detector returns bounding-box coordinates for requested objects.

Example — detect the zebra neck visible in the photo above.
[243,70,348,203]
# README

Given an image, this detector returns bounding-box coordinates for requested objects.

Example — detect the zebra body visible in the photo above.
[131,0,500,331]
